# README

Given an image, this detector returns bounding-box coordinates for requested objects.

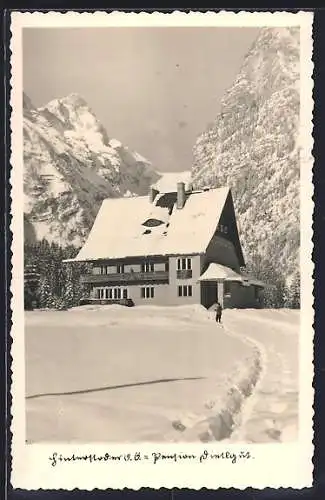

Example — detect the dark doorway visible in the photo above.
[201,282,217,309]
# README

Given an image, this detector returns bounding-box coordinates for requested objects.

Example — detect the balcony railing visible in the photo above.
[80,298,134,307]
[80,270,169,284]
[176,269,193,279]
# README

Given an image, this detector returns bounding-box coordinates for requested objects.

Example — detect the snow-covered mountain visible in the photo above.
[153,170,192,192]
[192,27,300,280]
[23,93,160,246]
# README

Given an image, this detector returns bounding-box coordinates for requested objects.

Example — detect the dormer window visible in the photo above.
[142,218,164,227]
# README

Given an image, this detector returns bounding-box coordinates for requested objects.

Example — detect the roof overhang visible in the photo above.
[198,263,265,288]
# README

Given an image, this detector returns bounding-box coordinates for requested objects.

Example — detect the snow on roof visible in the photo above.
[199,263,265,288]
[199,263,243,281]
[68,186,230,261]
[246,278,266,288]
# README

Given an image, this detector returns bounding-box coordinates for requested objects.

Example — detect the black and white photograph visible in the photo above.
[10,11,314,490]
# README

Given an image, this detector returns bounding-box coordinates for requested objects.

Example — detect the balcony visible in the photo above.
[176,269,193,279]
[79,298,134,307]
[80,270,169,284]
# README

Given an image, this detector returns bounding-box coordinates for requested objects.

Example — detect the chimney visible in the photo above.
[149,186,159,203]
[177,182,186,209]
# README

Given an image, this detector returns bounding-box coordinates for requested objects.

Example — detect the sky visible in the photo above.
[23,27,259,172]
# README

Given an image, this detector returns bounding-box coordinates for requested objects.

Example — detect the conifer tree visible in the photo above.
[288,271,300,309]
[38,276,53,308]
[62,265,74,308]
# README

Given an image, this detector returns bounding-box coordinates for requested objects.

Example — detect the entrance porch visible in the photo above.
[199,263,264,309]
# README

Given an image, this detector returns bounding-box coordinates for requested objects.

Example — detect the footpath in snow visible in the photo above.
[25,305,298,443]
[225,309,299,443]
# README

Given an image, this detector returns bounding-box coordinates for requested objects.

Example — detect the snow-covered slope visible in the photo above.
[23,93,160,246]
[153,170,192,192]
[192,28,300,279]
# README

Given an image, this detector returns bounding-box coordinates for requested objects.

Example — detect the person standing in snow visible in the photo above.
[215,302,222,323]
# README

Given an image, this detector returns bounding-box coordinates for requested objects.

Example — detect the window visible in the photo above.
[141,287,155,299]
[96,287,127,300]
[117,264,124,274]
[113,288,122,299]
[141,262,154,273]
[165,262,169,272]
[178,285,192,297]
[218,224,228,235]
[177,257,192,270]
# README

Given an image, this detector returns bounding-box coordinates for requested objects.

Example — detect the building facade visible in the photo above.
[67,182,264,309]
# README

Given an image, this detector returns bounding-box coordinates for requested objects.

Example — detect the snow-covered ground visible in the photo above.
[225,309,299,443]
[25,305,299,443]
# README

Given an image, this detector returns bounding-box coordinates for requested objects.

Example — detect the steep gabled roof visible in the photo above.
[67,187,230,261]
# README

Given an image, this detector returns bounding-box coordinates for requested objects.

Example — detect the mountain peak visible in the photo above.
[41,93,92,121]
[23,91,159,246]
[59,93,89,108]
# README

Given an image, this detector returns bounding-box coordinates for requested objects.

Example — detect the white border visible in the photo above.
[10,11,314,489]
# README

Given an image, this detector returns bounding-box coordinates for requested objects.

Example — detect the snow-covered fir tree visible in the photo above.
[24,240,91,310]
[38,276,54,308]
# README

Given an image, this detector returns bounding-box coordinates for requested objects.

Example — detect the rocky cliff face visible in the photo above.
[23,93,160,246]
[192,27,300,279]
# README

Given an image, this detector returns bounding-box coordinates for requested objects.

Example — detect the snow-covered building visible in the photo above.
[65,183,264,308]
